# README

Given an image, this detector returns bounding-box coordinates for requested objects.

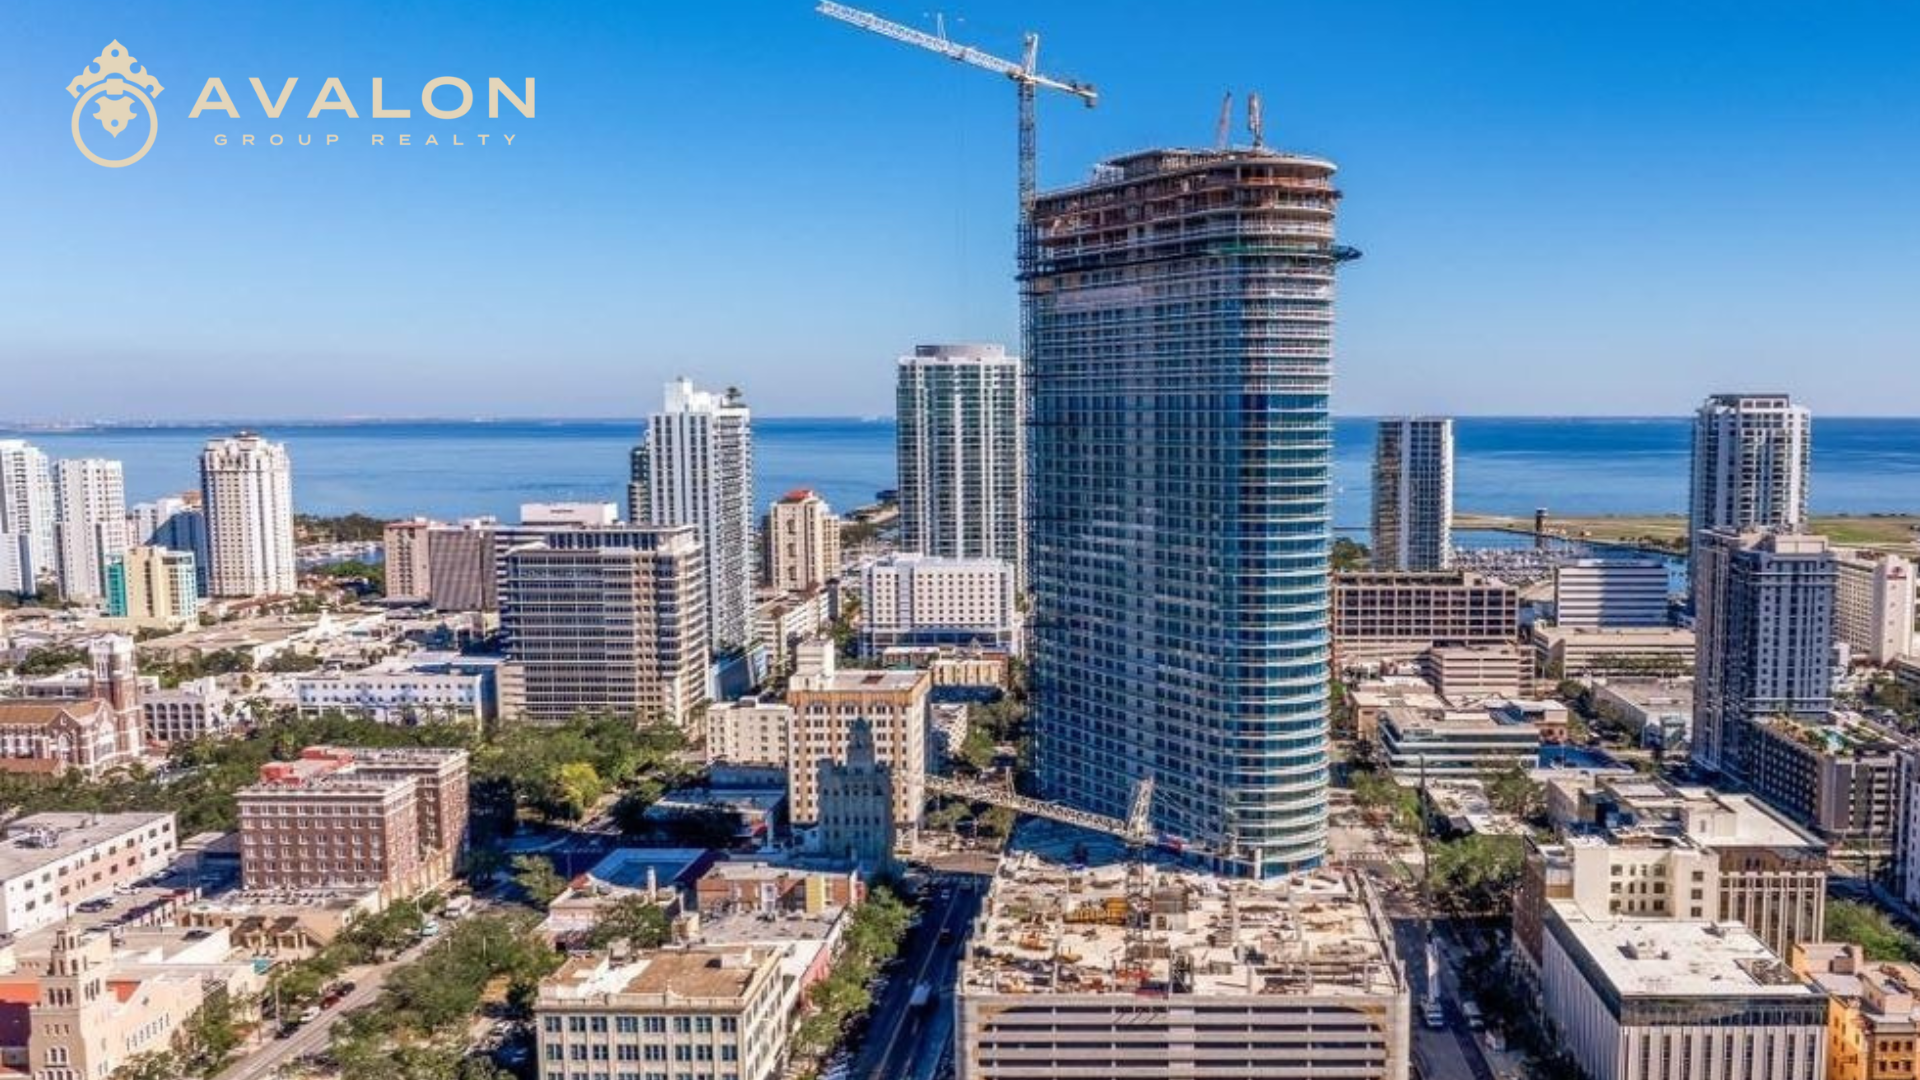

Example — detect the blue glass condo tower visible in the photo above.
[1026,148,1342,877]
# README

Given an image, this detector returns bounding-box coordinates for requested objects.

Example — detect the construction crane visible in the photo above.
[816,2,1096,213]
[815,2,1097,360]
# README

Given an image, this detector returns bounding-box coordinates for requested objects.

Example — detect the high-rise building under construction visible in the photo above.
[1027,147,1345,877]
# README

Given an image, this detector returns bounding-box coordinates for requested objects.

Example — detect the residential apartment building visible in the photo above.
[1689,393,1812,601]
[630,378,755,652]
[51,458,127,603]
[704,699,793,771]
[896,342,1024,582]
[1334,571,1520,667]
[199,432,297,598]
[1834,549,1916,666]
[535,945,790,1080]
[105,545,201,627]
[1745,713,1902,852]
[1026,148,1344,876]
[0,812,177,937]
[1553,559,1671,629]
[0,440,54,596]
[383,518,436,602]
[765,489,839,593]
[1538,900,1825,1080]
[1370,417,1452,572]
[957,862,1408,1080]
[1693,530,1836,781]
[236,746,468,900]
[1898,750,1920,912]
[784,642,927,827]
[859,554,1019,657]
[498,527,709,727]
[136,498,210,598]
[1530,624,1696,679]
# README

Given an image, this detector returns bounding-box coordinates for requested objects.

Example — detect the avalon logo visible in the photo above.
[67,40,164,168]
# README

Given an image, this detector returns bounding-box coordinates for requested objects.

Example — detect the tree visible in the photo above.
[512,855,567,909]
[1482,764,1545,821]
[15,644,87,676]
[553,761,604,820]
[1426,835,1525,915]
[586,895,671,950]
[1331,536,1371,572]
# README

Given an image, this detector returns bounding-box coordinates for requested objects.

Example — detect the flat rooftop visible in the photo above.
[0,812,172,880]
[963,850,1401,999]
[541,945,770,1004]
[1547,900,1815,999]
[583,848,709,892]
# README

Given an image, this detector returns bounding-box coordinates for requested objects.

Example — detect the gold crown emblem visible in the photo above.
[67,40,163,165]
[68,40,164,99]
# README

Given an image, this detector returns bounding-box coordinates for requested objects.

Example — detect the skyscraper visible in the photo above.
[896,343,1024,581]
[497,526,709,726]
[765,488,840,592]
[1027,147,1345,877]
[630,379,754,651]
[0,440,55,595]
[52,458,127,602]
[1689,394,1811,598]
[1692,529,1835,780]
[199,432,297,598]
[1370,417,1453,571]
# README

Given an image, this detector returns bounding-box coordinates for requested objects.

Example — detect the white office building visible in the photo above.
[0,812,178,937]
[1554,559,1671,629]
[1834,549,1915,666]
[294,671,488,724]
[52,458,128,603]
[630,378,755,651]
[0,440,55,595]
[1370,417,1453,572]
[896,343,1024,582]
[199,433,297,598]
[859,554,1019,657]
[1539,900,1826,1080]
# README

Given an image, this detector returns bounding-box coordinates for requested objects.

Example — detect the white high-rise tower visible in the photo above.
[1689,393,1811,599]
[0,440,55,595]
[199,432,297,598]
[631,379,754,651]
[896,343,1024,582]
[52,458,128,602]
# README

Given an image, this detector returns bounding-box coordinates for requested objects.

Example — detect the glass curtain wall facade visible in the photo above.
[1026,148,1343,876]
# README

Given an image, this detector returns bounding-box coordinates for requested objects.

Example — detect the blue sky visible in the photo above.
[3,1,1918,419]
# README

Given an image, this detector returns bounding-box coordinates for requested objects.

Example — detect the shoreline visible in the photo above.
[1457,511,1920,553]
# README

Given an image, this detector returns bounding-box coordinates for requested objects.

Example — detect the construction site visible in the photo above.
[953,823,1411,1080]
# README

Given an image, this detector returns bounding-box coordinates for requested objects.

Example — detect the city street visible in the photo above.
[850,874,986,1080]
[214,941,425,1080]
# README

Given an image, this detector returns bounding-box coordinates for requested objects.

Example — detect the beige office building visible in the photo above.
[1332,571,1518,666]
[106,544,200,627]
[705,699,793,770]
[784,642,927,826]
[535,945,790,1080]
[498,527,709,727]
[1835,548,1916,666]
